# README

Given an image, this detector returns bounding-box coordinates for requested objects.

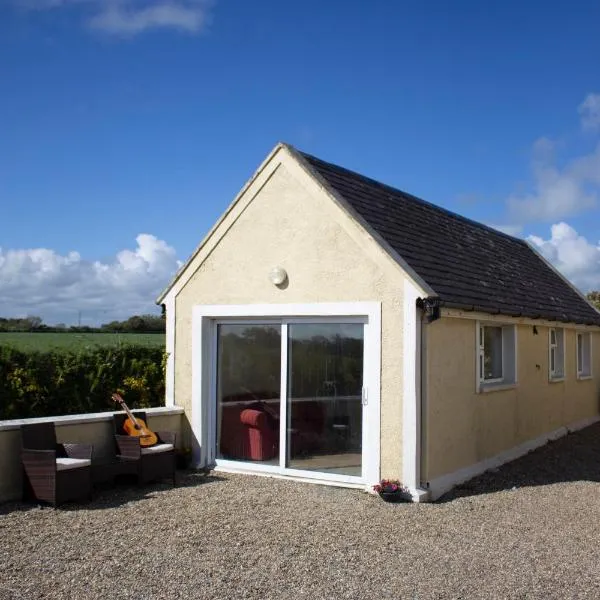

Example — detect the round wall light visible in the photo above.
[269,266,288,286]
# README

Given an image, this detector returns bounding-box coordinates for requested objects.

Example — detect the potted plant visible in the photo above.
[373,479,410,503]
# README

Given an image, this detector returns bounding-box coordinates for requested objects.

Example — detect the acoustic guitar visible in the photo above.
[112,393,158,447]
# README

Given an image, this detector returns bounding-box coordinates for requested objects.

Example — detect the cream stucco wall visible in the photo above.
[424,316,600,481]
[174,158,416,480]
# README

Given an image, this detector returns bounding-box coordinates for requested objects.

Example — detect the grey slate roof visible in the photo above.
[300,151,600,326]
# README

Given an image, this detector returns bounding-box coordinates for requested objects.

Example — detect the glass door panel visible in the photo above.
[216,324,281,464]
[286,323,364,476]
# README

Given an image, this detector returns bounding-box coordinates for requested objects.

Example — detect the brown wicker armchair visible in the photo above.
[21,422,93,507]
[113,411,176,485]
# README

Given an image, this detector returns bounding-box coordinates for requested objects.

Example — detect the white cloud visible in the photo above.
[528,223,600,292]
[568,143,600,185]
[508,135,598,222]
[0,234,181,325]
[579,93,600,131]
[89,2,209,35]
[505,95,600,223]
[12,0,212,35]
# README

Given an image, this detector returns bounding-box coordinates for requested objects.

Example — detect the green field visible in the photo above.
[0,332,165,351]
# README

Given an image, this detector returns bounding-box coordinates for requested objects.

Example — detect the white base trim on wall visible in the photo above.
[427,414,600,501]
[213,465,367,490]
[406,487,430,502]
[208,462,432,500]
[214,466,431,503]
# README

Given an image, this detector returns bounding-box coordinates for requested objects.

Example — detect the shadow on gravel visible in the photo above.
[0,502,39,517]
[0,470,225,515]
[437,423,600,502]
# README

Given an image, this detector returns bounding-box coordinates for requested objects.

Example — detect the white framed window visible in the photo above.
[549,327,565,381]
[479,325,503,382]
[576,332,592,379]
[477,322,517,390]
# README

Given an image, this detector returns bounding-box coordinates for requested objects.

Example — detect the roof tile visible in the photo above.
[301,150,600,326]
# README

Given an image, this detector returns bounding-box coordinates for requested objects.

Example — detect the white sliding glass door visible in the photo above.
[216,323,282,465]
[214,318,366,482]
[286,323,363,477]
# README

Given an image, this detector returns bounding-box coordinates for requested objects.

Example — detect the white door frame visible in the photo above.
[191,302,381,488]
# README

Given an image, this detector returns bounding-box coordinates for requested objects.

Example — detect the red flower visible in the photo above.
[372,479,406,494]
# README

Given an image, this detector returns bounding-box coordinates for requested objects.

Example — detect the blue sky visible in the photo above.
[1,0,599,324]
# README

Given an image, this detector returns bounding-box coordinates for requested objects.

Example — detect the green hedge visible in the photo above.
[0,345,167,420]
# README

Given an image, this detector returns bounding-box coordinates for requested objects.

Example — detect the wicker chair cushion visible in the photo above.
[56,458,92,471]
[140,443,174,455]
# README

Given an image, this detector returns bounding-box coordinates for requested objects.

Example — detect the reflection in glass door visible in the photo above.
[287,323,363,477]
[214,319,365,479]
[216,324,281,464]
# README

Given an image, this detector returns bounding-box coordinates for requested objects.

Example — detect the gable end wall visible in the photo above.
[174,159,415,480]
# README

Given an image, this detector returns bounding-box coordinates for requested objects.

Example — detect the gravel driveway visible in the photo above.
[2,423,600,600]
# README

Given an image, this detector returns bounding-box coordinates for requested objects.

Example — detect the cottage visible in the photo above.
[158,143,600,500]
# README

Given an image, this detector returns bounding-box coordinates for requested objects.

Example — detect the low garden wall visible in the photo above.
[0,406,184,503]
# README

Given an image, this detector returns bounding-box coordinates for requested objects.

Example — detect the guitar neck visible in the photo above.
[120,401,139,428]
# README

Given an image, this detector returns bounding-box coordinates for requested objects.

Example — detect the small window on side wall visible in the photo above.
[577,332,592,379]
[549,328,565,380]
[478,323,517,391]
